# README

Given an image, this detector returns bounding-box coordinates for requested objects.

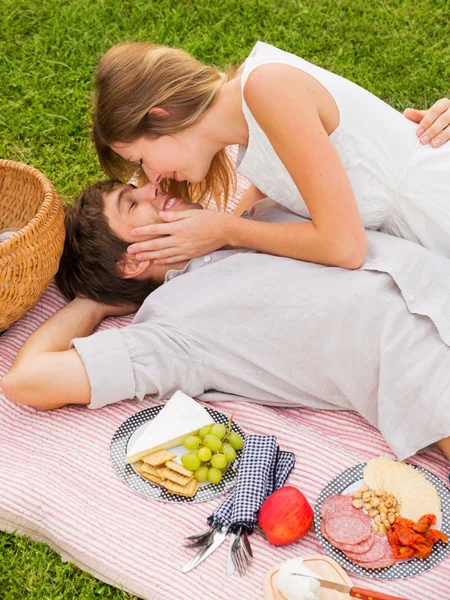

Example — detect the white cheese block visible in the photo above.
[364,457,441,524]
[275,558,320,600]
[126,391,214,464]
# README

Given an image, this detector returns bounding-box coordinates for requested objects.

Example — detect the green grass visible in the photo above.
[0,533,136,599]
[1,0,449,203]
[0,0,449,597]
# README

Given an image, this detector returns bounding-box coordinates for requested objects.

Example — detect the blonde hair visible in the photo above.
[93,42,236,209]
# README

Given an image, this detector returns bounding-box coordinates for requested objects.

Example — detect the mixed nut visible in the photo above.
[351,485,401,536]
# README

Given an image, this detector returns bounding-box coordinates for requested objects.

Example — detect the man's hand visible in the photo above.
[0,297,108,409]
[404,97,450,148]
[1,296,139,410]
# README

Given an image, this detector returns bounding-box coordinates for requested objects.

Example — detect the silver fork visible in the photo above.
[241,530,253,561]
[231,528,248,576]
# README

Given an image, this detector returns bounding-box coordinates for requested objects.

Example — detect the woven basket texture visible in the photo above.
[0,160,65,331]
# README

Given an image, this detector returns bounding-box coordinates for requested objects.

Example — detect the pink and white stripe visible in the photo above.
[1,156,449,599]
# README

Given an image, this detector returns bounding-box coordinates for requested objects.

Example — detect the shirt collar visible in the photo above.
[164,249,253,283]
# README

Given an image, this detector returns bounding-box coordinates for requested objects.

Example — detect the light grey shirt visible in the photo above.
[73,200,450,460]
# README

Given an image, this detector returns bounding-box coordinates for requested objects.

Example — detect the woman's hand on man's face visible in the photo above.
[126,208,236,264]
[404,97,450,148]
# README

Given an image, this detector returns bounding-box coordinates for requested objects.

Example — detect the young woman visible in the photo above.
[93,41,450,268]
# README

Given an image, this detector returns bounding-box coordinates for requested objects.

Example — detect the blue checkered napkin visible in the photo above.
[207,435,295,533]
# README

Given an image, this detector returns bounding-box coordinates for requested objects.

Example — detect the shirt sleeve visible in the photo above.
[72,322,204,410]
[72,328,136,410]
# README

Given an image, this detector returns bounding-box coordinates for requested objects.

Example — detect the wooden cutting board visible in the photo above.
[264,553,353,600]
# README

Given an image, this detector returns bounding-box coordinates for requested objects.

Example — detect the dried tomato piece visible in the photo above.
[395,515,415,528]
[413,514,436,533]
[387,528,399,546]
[412,540,434,559]
[397,523,418,546]
[394,545,415,559]
[388,513,448,561]
[426,529,448,544]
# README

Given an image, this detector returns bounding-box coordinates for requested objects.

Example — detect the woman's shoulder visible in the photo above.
[242,61,318,119]
[246,40,292,60]
[240,42,312,94]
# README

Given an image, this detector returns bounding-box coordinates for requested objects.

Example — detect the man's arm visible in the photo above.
[404,97,450,147]
[0,298,125,410]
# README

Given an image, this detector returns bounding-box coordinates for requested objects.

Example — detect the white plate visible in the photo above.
[110,405,245,503]
[314,462,450,579]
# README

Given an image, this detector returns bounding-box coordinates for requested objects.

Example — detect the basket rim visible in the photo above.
[0,159,62,254]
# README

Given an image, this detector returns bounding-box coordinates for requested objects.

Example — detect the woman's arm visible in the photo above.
[0,299,135,409]
[234,63,367,268]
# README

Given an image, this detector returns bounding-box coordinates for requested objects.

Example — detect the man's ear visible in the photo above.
[116,255,151,280]
[148,107,169,118]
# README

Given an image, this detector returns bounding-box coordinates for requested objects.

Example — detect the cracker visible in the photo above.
[136,469,165,485]
[164,478,199,498]
[141,450,177,466]
[139,463,166,477]
[165,460,193,478]
[160,467,193,487]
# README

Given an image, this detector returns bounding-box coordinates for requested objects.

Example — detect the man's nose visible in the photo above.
[134,182,159,204]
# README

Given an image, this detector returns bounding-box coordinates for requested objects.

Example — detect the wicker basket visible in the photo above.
[0,160,65,331]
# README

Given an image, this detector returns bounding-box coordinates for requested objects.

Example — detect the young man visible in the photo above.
[2,181,450,462]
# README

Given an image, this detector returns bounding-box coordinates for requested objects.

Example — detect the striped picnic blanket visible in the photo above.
[0,159,449,599]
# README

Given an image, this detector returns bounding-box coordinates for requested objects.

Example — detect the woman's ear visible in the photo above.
[116,255,151,279]
[148,107,169,118]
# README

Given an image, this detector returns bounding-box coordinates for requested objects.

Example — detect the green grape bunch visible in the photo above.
[180,415,244,485]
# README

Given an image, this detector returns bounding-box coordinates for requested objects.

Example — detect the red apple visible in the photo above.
[258,486,314,546]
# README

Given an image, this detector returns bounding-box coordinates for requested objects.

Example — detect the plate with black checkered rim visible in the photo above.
[314,462,450,579]
[110,405,244,503]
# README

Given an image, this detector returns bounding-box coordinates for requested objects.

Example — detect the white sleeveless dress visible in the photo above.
[236,41,450,258]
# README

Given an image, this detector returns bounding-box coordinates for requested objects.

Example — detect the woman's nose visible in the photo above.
[142,163,163,185]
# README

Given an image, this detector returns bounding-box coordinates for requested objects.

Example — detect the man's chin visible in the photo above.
[176,199,203,211]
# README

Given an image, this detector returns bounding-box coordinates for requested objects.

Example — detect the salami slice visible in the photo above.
[338,532,375,554]
[324,514,372,545]
[324,507,372,529]
[321,518,396,568]
[321,520,331,541]
[345,534,390,563]
[322,517,373,551]
[320,497,397,569]
[320,494,353,519]
[354,551,397,570]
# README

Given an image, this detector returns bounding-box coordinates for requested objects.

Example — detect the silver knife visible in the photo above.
[292,573,408,600]
[292,574,350,594]
[182,527,228,573]
[226,532,237,575]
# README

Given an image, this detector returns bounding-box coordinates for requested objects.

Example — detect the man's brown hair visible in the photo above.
[55,180,160,305]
